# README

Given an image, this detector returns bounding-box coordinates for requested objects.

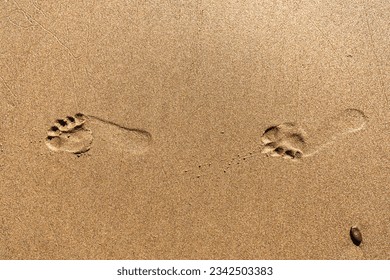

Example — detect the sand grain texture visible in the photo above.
[0,0,389,259]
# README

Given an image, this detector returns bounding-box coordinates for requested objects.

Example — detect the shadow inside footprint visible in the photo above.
[260,123,306,160]
[46,114,92,154]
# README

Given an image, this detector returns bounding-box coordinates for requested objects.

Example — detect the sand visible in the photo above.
[0,0,389,260]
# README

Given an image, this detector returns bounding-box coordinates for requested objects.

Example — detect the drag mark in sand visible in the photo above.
[45,113,152,154]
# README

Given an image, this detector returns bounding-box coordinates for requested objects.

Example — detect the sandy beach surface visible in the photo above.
[1,0,389,259]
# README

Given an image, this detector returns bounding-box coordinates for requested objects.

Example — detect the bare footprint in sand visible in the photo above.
[45,113,152,154]
[260,108,367,160]
[224,108,367,169]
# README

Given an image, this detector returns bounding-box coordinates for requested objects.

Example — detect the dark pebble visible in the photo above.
[350,227,362,246]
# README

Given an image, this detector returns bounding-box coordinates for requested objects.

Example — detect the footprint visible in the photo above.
[260,108,367,160]
[260,123,305,160]
[46,113,92,154]
[186,108,367,174]
[45,113,152,154]
[223,108,367,170]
